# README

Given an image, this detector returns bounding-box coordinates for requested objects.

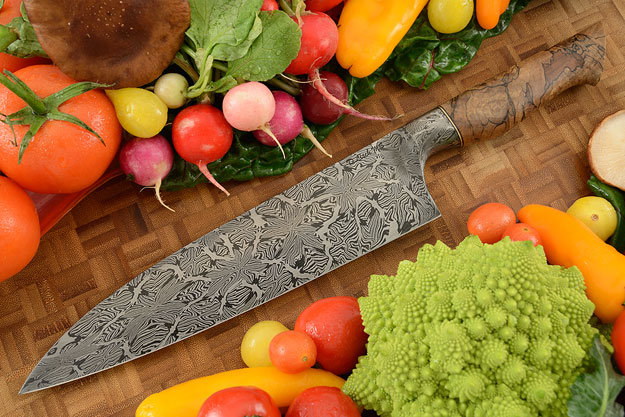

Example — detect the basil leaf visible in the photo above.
[567,336,625,417]
[226,10,301,82]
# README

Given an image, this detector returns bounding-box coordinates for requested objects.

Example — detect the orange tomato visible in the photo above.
[0,65,122,193]
[502,222,542,246]
[0,176,40,281]
[467,202,517,244]
[269,331,317,374]
[0,0,50,72]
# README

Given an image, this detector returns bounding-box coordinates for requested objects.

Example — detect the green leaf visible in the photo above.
[4,16,47,58]
[186,0,263,55]
[567,336,625,417]
[226,10,301,82]
[212,15,263,61]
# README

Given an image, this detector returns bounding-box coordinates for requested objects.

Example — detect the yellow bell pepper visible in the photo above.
[336,0,430,78]
[135,366,345,417]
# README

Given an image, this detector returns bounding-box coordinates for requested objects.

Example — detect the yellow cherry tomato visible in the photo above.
[105,88,167,138]
[240,320,289,367]
[428,0,475,34]
[566,196,618,241]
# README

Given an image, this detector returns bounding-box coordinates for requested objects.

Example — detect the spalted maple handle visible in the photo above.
[441,23,605,146]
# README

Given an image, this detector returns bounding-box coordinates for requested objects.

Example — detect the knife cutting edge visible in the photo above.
[20,22,605,394]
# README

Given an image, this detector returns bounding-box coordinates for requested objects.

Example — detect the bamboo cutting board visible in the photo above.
[2,1,625,415]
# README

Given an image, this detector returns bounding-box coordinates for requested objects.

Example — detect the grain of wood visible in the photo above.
[2,1,625,415]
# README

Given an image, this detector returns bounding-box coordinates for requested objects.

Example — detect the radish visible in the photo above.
[305,0,344,12]
[172,104,233,196]
[299,70,347,125]
[253,90,331,157]
[284,12,391,121]
[222,81,286,157]
[119,135,175,211]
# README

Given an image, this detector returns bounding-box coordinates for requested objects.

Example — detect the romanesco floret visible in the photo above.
[343,236,597,417]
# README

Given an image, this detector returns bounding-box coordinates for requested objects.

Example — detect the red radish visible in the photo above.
[261,0,279,11]
[299,71,347,125]
[172,104,233,196]
[305,0,344,12]
[285,12,391,121]
[253,91,331,157]
[119,135,174,211]
[222,81,285,157]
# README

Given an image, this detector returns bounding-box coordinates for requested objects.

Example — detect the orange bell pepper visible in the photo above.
[336,0,429,78]
[518,204,625,323]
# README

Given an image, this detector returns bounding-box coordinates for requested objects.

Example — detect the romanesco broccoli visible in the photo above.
[343,236,597,417]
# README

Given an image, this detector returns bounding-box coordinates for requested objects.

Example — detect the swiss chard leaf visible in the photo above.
[567,336,625,417]
[226,10,301,82]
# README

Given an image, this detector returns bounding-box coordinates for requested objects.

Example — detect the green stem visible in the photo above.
[267,76,301,96]
[173,56,199,82]
[212,61,228,72]
[277,0,295,15]
[0,71,46,114]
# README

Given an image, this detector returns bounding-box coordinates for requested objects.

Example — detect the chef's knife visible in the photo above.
[20,24,605,394]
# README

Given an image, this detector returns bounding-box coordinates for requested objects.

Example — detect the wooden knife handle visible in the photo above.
[441,23,605,146]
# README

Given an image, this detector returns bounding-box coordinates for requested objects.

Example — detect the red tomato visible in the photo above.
[285,386,361,417]
[260,0,279,11]
[305,0,344,13]
[0,0,50,72]
[269,330,317,374]
[502,222,542,246]
[612,310,625,375]
[467,202,517,244]
[0,65,121,194]
[294,296,367,375]
[197,386,280,417]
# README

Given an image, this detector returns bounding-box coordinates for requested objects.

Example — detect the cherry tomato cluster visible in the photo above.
[467,202,542,246]
[198,296,367,417]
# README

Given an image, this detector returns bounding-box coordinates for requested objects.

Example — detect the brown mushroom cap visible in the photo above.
[23,0,190,88]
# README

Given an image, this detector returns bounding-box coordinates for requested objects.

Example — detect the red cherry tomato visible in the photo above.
[260,0,279,11]
[502,222,542,246]
[285,386,361,417]
[294,296,367,375]
[269,330,317,374]
[467,202,517,244]
[612,310,625,375]
[197,386,281,417]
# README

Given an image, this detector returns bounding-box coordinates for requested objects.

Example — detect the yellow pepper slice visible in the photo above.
[336,0,430,78]
[135,366,345,417]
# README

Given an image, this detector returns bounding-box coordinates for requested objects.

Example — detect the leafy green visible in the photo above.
[184,0,263,96]
[0,4,48,59]
[377,0,531,90]
[568,336,625,417]
[226,10,301,82]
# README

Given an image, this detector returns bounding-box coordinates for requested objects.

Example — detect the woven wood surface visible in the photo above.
[2,1,625,415]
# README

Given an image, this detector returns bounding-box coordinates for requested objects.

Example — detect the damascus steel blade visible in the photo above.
[21,107,460,394]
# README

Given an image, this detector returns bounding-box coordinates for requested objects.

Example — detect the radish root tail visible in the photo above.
[309,68,395,121]
[301,126,332,158]
[198,162,230,196]
[260,124,286,159]
[153,178,175,212]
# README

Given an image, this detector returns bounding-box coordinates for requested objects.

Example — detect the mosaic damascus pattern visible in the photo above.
[21,107,461,393]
